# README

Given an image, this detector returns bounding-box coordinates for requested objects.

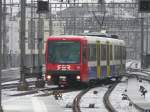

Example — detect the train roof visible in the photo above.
[47,35,125,46]
[48,35,85,39]
[85,36,125,46]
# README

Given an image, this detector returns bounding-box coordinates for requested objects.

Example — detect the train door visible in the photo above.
[106,42,110,76]
[96,41,101,79]
[81,41,88,82]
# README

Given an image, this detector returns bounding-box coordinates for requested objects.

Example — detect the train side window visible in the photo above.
[114,46,117,60]
[110,45,112,60]
[118,46,120,60]
[120,46,122,60]
[123,47,126,59]
[88,44,96,61]
[101,44,106,60]
[125,47,126,59]
[122,46,124,60]
[114,46,120,60]
[120,46,123,60]
[93,47,96,60]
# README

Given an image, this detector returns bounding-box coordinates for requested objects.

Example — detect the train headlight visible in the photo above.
[76,75,80,80]
[47,75,51,80]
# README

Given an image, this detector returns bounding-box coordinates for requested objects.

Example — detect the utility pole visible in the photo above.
[35,0,49,88]
[49,3,52,36]
[35,0,45,88]
[2,0,7,68]
[35,14,45,88]
[141,17,144,68]
[0,0,3,111]
[37,14,42,79]
[73,0,76,34]
[30,0,35,68]
[17,0,28,90]
[146,19,148,55]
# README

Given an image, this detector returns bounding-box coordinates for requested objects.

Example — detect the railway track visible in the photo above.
[72,87,90,112]
[125,66,150,112]
[4,61,150,112]
[103,83,118,112]
[72,81,118,112]
[72,68,150,112]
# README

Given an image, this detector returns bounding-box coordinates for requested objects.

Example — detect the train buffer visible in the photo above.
[127,78,150,111]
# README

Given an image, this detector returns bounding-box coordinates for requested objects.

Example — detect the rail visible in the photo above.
[72,87,90,112]
[126,71,150,112]
[72,80,119,112]
[103,83,118,112]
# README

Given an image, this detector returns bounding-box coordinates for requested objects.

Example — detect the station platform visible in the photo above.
[127,78,150,111]
[2,95,65,112]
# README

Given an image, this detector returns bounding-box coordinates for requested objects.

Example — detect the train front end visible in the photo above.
[45,36,88,87]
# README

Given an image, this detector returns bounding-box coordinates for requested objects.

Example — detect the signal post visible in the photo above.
[17,0,29,91]
[35,0,49,88]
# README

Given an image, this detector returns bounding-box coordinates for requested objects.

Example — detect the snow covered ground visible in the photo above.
[3,79,149,112]
[2,83,65,112]
[3,94,65,112]
[1,60,150,112]
[126,60,141,70]
[80,87,108,112]
[56,91,81,112]
[2,67,20,82]
[137,79,150,102]
[110,82,139,112]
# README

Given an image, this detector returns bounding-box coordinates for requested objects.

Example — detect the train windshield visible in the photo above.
[48,41,80,64]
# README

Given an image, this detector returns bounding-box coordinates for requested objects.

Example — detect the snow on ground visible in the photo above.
[80,87,108,112]
[127,78,150,111]
[126,59,141,70]
[130,71,149,77]
[3,93,65,112]
[2,80,19,85]
[110,82,139,112]
[2,78,37,85]
[2,67,19,72]
[2,84,65,112]
[56,91,81,112]
[137,79,150,102]
[3,64,150,112]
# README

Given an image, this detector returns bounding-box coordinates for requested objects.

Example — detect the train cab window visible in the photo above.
[101,44,106,60]
[88,44,96,61]
[47,41,80,64]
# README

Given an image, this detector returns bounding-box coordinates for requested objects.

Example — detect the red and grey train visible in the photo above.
[45,34,126,86]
